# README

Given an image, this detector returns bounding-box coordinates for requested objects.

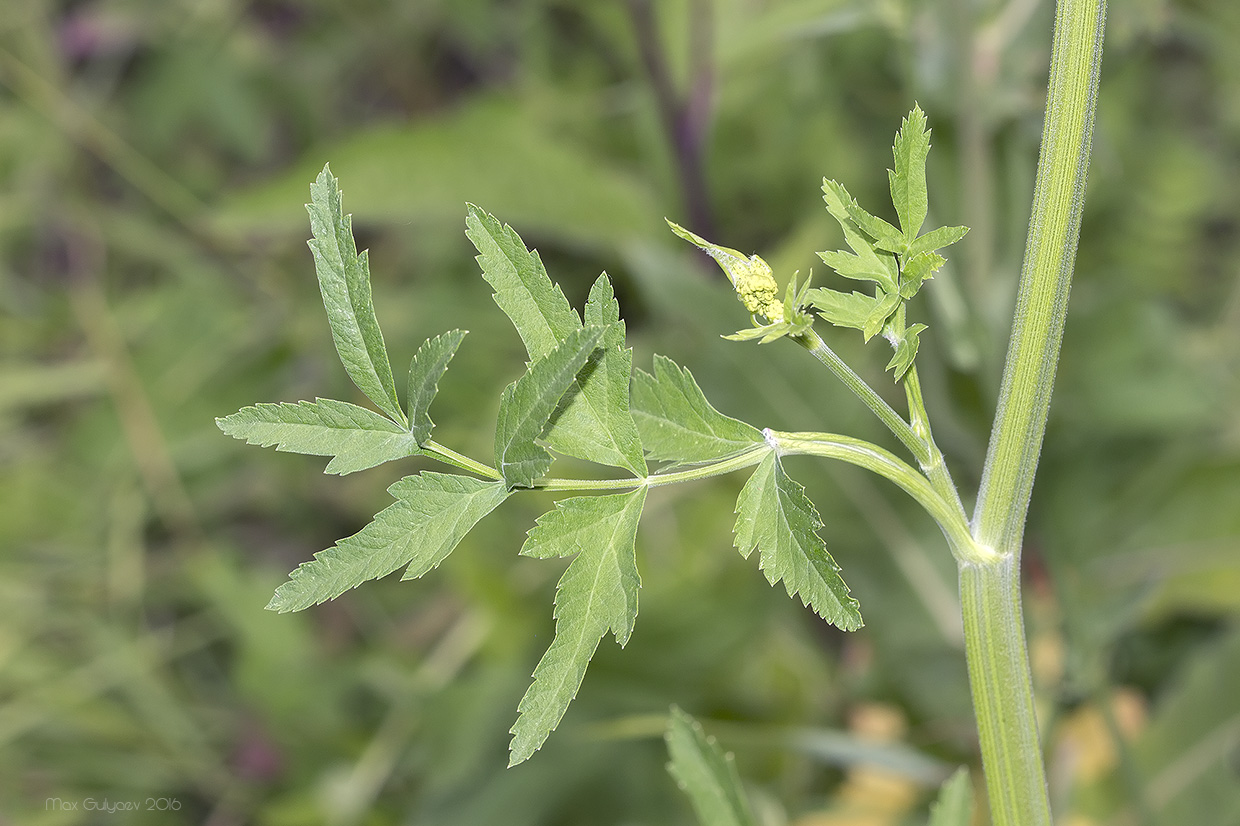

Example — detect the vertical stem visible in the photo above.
[972,0,1106,552]
[960,556,1051,825]
[962,1,1107,824]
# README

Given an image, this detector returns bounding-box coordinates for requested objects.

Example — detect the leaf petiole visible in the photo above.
[765,429,993,565]
[793,329,928,465]
[538,445,770,492]
[422,439,504,480]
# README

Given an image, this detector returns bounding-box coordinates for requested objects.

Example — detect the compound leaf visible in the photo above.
[268,472,509,612]
[928,767,974,826]
[632,354,763,465]
[466,203,580,361]
[509,488,647,765]
[306,165,405,425]
[889,105,931,243]
[665,706,757,826]
[407,329,467,445]
[495,326,604,487]
[734,452,862,630]
[543,274,647,475]
[217,399,420,475]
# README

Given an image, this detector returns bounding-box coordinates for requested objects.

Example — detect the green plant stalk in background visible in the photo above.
[965,0,1106,822]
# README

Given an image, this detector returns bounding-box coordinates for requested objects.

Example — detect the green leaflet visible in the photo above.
[267,472,509,612]
[928,767,974,826]
[899,251,946,300]
[306,164,405,425]
[665,706,757,826]
[465,203,580,362]
[407,329,467,445]
[509,488,647,765]
[803,288,875,332]
[495,326,605,488]
[908,224,969,258]
[468,206,645,474]
[734,452,862,630]
[823,179,902,254]
[631,354,764,466]
[886,323,927,380]
[216,399,421,475]
[863,290,902,342]
[817,228,898,294]
[889,104,931,243]
[543,275,647,475]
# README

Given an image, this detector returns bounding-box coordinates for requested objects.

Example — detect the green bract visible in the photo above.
[665,220,782,321]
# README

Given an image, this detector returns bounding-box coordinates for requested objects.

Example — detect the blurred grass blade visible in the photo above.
[665,706,756,826]
[928,767,974,826]
[214,98,660,249]
[306,164,405,425]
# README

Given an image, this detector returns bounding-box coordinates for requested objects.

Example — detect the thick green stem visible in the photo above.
[972,0,1106,552]
[963,1,1107,823]
[960,556,1049,825]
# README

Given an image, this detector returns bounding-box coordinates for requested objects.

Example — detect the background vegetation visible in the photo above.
[2,1,1238,824]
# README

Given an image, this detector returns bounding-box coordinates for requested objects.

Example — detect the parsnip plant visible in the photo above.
[219,1,1106,821]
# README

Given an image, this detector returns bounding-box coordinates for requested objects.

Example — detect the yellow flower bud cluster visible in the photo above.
[665,220,783,323]
[727,253,782,322]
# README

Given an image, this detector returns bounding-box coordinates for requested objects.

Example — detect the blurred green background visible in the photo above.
[2,1,1238,824]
